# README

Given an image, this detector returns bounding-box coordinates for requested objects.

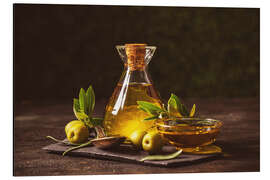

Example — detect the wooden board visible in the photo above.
[43,142,221,167]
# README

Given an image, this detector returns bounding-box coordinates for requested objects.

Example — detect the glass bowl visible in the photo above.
[156,118,223,154]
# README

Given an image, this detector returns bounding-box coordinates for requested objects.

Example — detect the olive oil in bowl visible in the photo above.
[156,118,223,154]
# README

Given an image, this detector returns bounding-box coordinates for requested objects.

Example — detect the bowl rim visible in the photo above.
[156,117,223,129]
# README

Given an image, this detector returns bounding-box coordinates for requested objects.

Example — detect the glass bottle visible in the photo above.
[103,44,162,138]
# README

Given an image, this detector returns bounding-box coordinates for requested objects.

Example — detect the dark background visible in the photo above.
[14,4,259,103]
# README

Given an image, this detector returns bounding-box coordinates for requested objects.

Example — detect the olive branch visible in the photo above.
[73,85,103,128]
[137,93,196,121]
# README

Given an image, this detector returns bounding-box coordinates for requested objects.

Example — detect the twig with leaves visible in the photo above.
[137,93,197,123]
[47,85,106,156]
[73,85,106,138]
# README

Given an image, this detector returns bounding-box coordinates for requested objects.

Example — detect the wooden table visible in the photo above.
[14,98,259,176]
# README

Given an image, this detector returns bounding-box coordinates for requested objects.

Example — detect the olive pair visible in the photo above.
[129,130,163,154]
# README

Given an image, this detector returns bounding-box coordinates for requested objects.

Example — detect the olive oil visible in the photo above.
[159,128,220,148]
[156,118,222,154]
[104,83,162,137]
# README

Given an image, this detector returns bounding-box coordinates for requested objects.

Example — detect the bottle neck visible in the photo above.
[118,66,152,85]
[116,44,156,85]
[124,63,147,71]
[116,44,156,71]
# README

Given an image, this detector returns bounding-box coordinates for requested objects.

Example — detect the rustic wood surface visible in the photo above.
[14,98,260,176]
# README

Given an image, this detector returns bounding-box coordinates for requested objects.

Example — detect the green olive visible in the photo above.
[142,131,163,154]
[129,130,147,149]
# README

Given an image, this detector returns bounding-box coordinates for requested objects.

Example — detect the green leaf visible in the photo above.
[189,104,196,117]
[88,85,95,116]
[138,105,159,116]
[86,86,95,116]
[144,115,159,121]
[83,117,93,128]
[79,88,87,114]
[168,94,177,111]
[168,93,184,116]
[140,149,183,161]
[85,88,90,115]
[168,94,181,117]
[170,93,181,106]
[73,98,80,111]
[91,117,104,126]
[73,98,81,120]
[169,94,190,117]
[137,101,165,116]
[76,111,89,120]
[181,104,189,117]
[138,106,149,113]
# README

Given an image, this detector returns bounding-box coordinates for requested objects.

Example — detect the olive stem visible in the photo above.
[46,136,80,146]
[62,140,92,156]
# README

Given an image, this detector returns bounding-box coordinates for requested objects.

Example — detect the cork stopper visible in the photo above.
[125,44,146,71]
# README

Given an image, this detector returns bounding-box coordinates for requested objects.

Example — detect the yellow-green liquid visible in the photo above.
[103,83,161,138]
[159,128,219,148]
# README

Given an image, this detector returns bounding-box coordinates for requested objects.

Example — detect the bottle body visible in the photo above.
[103,44,162,138]
[104,82,161,137]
